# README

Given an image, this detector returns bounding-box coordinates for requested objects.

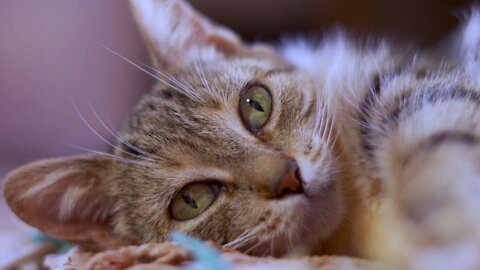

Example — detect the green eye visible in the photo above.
[239,85,272,133]
[170,183,221,220]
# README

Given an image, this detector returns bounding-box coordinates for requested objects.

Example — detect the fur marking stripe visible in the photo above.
[403,131,479,165]
[357,75,382,155]
[358,87,480,157]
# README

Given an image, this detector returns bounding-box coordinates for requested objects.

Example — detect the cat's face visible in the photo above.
[111,56,344,255]
[3,0,344,256]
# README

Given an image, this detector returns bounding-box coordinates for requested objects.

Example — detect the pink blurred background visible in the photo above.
[0,0,470,238]
[0,1,149,176]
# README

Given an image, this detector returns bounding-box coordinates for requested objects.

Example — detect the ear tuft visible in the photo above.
[3,155,125,250]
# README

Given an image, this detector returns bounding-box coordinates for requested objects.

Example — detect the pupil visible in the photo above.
[246,98,264,112]
[182,193,198,209]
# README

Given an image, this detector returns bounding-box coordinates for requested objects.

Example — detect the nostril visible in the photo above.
[294,168,304,193]
[274,163,304,198]
[294,168,302,184]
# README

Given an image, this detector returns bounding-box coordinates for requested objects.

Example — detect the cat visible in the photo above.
[3,0,480,268]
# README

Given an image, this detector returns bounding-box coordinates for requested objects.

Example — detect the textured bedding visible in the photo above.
[44,241,382,270]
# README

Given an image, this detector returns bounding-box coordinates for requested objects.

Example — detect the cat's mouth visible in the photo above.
[231,179,342,257]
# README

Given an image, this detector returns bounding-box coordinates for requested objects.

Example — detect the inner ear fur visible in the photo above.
[129,0,243,69]
[2,155,126,250]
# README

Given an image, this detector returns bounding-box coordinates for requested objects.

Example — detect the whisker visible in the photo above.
[270,232,276,257]
[325,112,336,150]
[225,235,253,249]
[243,238,264,255]
[313,91,329,139]
[225,224,268,253]
[224,228,257,249]
[72,100,156,162]
[101,45,192,98]
[180,78,197,95]
[88,102,161,160]
[68,143,150,166]
[313,93,322,134]
[194,61,217,100]
[286,229,294,255]
[142,64,203,102]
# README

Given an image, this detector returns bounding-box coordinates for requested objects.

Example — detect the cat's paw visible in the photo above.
[372,142,480,270]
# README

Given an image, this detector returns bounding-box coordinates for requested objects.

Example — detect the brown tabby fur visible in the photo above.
[4,0,480,268]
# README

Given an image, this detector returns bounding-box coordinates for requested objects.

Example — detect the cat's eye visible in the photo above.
[170,182,222,221]
[239,85,272,133]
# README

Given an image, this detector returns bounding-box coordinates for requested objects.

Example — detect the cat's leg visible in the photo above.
[365,81,480,269]
[377,131,480,269]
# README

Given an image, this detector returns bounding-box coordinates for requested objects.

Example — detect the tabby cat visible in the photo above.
[4,0,480,268]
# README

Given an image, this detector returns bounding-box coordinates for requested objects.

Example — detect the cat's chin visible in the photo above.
[237,179,344,258]
[298,179,345,254]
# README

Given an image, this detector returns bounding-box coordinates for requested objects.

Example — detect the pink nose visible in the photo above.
[273,161,304,198]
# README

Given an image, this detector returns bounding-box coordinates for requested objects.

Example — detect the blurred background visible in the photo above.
[0,0,471,253]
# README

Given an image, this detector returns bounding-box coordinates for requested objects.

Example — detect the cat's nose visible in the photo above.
[273,161,304,198]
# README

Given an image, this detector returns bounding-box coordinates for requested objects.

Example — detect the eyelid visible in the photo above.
[175,180,225,193]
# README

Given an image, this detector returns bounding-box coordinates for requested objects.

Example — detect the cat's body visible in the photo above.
[284,29,480,267]
[3,0,480,269]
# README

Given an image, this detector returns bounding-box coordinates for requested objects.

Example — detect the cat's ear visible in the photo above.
[3,155,125,250]
[129,0,243,69]
[460,7,480,83]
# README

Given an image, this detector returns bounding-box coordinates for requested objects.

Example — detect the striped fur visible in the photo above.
[3,1,480,268]
[283,7,480,268]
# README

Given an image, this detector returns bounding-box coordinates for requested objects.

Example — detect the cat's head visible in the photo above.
[3,0,345,256]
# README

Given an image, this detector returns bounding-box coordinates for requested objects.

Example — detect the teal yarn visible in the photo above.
[32,232,72,254]
[32,231,230,269]
[170,232,231,270]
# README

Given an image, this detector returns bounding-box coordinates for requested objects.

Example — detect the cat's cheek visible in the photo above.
[260,181,344,255]
[306,179,345,237]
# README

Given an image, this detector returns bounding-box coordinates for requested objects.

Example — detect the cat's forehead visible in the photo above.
[195,58,294,85]
[120,57,310,167]
[145,57,303,111]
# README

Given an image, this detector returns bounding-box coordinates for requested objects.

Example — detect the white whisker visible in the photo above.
[101,45,195,99]
[224,227,258,249]
[243,238,264,255]
[194,61,217,100]
[72,100,156,163]
[88,102,161,161]
[68,143,151,166]
[143,64,203,102]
